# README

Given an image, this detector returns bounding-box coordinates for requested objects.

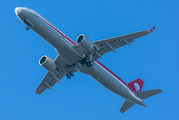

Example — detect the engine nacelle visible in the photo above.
[76,34,94,52]
[39,55,57,72]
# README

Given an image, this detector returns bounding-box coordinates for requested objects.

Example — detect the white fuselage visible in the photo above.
[15,7,145,106]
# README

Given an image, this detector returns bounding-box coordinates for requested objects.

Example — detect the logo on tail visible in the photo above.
[127,78,144,92]
[134,82,140,92]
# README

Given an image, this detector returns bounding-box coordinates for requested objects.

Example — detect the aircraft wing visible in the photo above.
[35,71,66,95]
[92,27,155,61]
[35,55,71,95]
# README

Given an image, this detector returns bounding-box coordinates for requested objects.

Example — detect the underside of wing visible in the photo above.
[35,71,66,95]
[92,27,155,61]
[35,55,72,95]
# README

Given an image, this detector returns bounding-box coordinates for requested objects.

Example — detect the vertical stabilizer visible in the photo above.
[120,99,135,113]
[128,78,144,92]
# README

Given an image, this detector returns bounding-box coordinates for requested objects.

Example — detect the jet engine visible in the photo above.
[76,34,95,52]
[39,55,58,72]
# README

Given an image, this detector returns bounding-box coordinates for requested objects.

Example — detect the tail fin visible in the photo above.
[128,78,144,92]
[120,89,162,113]
[135,89,163,100]
[120,99,135,113]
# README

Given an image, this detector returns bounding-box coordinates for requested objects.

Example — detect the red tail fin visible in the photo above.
[128,78,144,92]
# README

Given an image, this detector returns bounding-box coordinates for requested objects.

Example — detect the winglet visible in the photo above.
[150,26,155,32]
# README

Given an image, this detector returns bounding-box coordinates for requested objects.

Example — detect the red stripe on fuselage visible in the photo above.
[39,17,76,45]
[95,60,129,87]
[34,12,133,91]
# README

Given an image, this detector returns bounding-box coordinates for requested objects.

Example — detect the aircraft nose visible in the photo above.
[15,7,22,15]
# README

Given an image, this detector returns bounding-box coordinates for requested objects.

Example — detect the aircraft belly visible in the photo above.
[32,22,81,64]
[18,10,65,49]
[56,45,81,64]
[80,63,129,98]
[33,22,81,64]
[18,10,81,64]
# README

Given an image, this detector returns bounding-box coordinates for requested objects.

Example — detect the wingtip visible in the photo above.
[35,91,40,95]
[159,89,163,93]
[150,26,155,32]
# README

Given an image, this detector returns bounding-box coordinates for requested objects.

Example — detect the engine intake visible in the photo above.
[76,34,94,52]
[39,55,57,72]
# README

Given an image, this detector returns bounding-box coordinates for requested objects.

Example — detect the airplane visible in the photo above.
[15,7,162,113]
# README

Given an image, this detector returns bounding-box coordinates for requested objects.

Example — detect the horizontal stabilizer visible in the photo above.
[135,89,162,100]
[120,99,135,113]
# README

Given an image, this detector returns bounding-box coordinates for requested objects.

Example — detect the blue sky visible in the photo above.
[0,0,179,120]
